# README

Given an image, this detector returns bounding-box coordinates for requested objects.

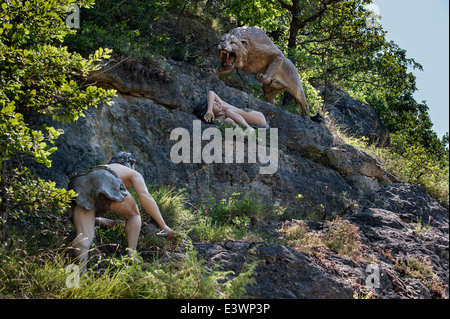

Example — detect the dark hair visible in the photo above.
[109,152,136,168]
[192,98,209,123]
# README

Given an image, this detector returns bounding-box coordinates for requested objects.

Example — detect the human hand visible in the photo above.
[204,110,215,123]
[156,226,174,240]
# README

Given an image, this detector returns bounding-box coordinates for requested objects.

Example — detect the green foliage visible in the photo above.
[0,0,116,241]
[64,0,175,61]
[147,185,194,230]
[6,167,77,219]
[1,0,448,298]
[223,0,280,32]
[294,1,387,82]
[209,191,285,225]
[137,246,256,299]
[0,102,59,168]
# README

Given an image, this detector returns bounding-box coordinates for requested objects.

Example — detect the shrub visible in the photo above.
[394,256,434,282]
[202,192,284,226]
[146,185,194,231]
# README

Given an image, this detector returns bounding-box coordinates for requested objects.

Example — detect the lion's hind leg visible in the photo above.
[289,84,308,116]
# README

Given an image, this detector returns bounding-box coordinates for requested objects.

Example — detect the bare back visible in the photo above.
[106,163,148,196]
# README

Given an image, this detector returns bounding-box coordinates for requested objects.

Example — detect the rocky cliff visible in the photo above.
[30,56,448,299]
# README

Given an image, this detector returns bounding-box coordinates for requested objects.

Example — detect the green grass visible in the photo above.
[0,244,256,299]
[188,191,285,243]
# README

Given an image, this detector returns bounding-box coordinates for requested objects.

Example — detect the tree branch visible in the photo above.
[296,0,344,30]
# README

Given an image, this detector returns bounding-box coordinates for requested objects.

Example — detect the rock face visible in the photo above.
[30,57,448,299]
[322,86,390,147]
[194,241,355,299]
[194,183,449,299]
[346,184,449,298]
[33,58,398,214]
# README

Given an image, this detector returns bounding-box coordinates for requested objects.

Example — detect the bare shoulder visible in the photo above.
[107,164,142,184]
[107,163,132,174]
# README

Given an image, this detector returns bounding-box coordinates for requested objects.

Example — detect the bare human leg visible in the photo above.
[109,193,143,262]
[71,206,95,273]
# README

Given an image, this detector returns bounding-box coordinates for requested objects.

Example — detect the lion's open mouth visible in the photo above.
[220,50,236,69]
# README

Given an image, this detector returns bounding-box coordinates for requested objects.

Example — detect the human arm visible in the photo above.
[130,171,174,238]
[204,90,216,122]
[224,109,253,129]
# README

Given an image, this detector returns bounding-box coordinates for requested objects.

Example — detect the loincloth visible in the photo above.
[68,165,127,221]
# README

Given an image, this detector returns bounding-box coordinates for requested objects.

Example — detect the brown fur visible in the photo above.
[217,26,308,115]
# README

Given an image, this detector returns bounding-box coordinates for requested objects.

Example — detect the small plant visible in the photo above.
[146,185,194,231]
[0,240,256,299]
[188,217,236,243]
[130,184,194,248]
[279,219,325,256]
[280,217,362,260]
[394,256,434,282]
[414,216,432,237]
[323,217,361,259]
[140,246,257,299]
[394,255,445,298]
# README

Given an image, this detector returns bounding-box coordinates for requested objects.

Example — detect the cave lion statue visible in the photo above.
[216,26,309,116]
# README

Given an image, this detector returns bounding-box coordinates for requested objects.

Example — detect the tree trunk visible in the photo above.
[287,0,301,53]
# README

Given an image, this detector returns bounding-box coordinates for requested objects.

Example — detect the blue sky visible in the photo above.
[369,0,449,138]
